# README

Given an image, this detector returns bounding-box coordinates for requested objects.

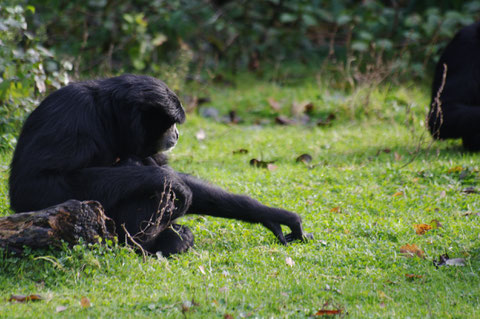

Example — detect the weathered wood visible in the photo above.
[0,200,116,253]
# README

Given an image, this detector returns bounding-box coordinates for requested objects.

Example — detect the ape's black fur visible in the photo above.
[9,74,306,256]
[428,22,480,151]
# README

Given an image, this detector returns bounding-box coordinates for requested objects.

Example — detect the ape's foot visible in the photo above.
[152,224,194,257]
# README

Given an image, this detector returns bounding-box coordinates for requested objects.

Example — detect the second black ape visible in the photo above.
[9,74,306,256]
[428,21,480,151]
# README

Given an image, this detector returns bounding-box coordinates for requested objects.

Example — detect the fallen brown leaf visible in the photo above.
[80,296,91,308]
[462,211,480,217]
[275,115,295,125]
[232,148,248,154]
[267,98,281,111]
[250,158,276,169]
[314,309,342,316]
[296,153,313,164]
[413,224,432,235]
[462,187,479,194]
[8,294,43,303]
[330,207,342,213]
[399,244,424,258]
[228,110,240,124]
[317,113,336,126]
[393,191,403,197]
[448,166,463,173]
[292,101,314,116]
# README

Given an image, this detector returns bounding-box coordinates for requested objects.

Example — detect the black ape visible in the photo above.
[9,74,306,256]
[428,21,480,151]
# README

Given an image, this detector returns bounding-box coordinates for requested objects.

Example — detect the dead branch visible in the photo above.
[0,200,116,253]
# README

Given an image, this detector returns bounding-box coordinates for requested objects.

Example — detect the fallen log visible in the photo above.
[0,200,116,253]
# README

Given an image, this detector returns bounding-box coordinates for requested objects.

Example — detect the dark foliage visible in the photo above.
[428,22,480,151]
[9,74,306,256]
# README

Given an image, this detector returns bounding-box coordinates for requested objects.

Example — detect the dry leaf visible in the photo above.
[198,265,206,275]
[413,224,432,235]
[462,211,480,217]
[317,113,336,126]
[195,129,206,141]
[228,110,240,124]
[80,296,91,308]
[8,294,43,302]
[393,191,403,197]
[314,309,342,316]
[224,314,234,319]
[232,148,248,154]
[267,163,278,171]
[394,152,402,161]
[275,115,295,125]
[285,257,295,267]
[291,100,314,116]
[182,300,192,313]
[267,98,281,111]
[250,158,276,169]
[462,187,479,194]
[445,258,466,266]
[296,153,313,164]
[448,166,463,173]
[56,306,68,313]
[330,207,341,213]
[434,254,466,267]
[399,244,424,258]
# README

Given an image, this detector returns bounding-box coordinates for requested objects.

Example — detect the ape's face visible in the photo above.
[157,124,179,152]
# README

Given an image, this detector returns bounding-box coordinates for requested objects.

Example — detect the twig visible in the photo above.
[430,63,448,136]
[400,63,448,168]
[121,223,147,262]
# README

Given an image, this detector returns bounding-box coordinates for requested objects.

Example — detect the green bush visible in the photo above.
[0,2,69,150]
[25,0,480,79]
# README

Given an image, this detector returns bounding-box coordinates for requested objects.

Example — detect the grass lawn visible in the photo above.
[0,74,479,318]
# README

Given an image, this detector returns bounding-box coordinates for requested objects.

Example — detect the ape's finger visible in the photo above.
[285,232,314,243]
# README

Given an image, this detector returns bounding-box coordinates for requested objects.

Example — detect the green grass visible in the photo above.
[1,74,479,318]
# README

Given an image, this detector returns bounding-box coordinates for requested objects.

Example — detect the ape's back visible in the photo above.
[9,82,112,213]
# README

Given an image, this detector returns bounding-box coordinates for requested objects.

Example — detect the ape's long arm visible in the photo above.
[179,173,305,244]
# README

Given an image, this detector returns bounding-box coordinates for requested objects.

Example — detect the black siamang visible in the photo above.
[428,21,480,151]
[9,74,307,256]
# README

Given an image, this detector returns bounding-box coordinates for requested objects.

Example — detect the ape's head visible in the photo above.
[112,74,186,158]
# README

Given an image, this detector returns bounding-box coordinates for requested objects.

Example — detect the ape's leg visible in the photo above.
[111,184,192,253]
[429,103,480,141]
[178,173,306,245]
[463,133,480,151]
[68,165,192,213]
